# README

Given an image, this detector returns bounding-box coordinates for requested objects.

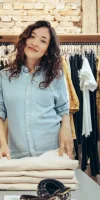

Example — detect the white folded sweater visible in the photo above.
[0,149,78,171]
[0,149,79,191]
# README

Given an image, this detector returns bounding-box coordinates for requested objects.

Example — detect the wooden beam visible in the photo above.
[82,0,97,33]
[1,34,100,43]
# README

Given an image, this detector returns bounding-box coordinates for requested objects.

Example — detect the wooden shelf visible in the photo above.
[0,34,100,43]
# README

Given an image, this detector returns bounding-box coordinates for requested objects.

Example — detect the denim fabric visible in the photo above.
[0,66,69,158]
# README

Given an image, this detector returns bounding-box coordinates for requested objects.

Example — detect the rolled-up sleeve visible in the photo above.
[0,72,7,120]
[55,73,69,117]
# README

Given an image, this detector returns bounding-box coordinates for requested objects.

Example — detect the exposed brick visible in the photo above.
[11,27,22,35]
[0,4,2,9]
[55,3,64,10]
[44,4,55,10]
[54,15,71,21]
[0,22,14,27]
[34,3,44,9]
[13,3,24,10]
[71,3,78,10]
[50,21,58,27]
[70,16,81,21]
[60,21,73,27]
[27,10,48,15]
[55,27,67,34]
[40,0,59,2]
[60,8,80,16]
[0,0,82,35]
[50,9,59,15]
[27,16,46,21]
[11,16,23,21]
[22,16,33,21]
[0,10,27,15]
[64,0,80,3]
[3,3,13,9]
[15,21,34,27]
[0,28,11,35]
[63,4,71,10]
[70,26,81,33]
[24,3,33,10]
[1,16,12,21]
[0,0,16,2]
[44,15,54,21]
[17,0,37,2]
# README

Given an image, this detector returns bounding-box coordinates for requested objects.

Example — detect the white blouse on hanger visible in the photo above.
[78,56,97,137]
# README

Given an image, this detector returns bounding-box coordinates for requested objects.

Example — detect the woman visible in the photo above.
[0,21,73,159]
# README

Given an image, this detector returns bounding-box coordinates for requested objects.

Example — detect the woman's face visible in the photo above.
[24,27,50,60]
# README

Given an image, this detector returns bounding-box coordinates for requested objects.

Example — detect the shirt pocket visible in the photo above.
[35,88,54,107]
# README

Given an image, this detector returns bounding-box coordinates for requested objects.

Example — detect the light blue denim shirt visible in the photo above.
[0,66,69,159]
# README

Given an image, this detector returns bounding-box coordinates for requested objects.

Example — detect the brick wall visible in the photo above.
[0,0,82,35]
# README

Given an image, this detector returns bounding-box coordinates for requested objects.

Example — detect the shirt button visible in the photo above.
[28,132,30,135]
[31,148,34,151]
[26,100,29,103]
[24,67,29,73]
[26,115,29,119]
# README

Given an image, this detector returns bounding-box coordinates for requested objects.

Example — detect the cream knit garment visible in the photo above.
[0,149,78,191]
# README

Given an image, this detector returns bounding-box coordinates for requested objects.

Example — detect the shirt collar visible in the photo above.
[21,65,40,74]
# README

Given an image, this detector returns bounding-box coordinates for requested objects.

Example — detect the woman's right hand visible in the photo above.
[0,144,11,159]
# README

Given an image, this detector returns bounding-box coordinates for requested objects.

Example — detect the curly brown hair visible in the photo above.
[9,20,63,88]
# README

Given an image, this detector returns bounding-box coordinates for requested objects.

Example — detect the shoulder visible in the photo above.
[54,71,66,84]
[0,67,10,80]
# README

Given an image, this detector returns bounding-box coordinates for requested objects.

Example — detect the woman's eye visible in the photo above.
[41,40,46,43]
[30,36,35,38]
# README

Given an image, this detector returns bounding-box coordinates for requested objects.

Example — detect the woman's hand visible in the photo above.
[59,115,73,158]
[0,143,11,159]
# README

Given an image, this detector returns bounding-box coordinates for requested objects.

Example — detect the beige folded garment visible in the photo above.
[0,149,78,171]
[0,183,78,191]
[0,170,75,179]
[0,176,78,184]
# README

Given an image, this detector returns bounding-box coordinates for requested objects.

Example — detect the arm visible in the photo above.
[0,72,10,159]
[55,73,73,157]
[0,118,7,146]
[59,114,73,158]
[0,118,10,159]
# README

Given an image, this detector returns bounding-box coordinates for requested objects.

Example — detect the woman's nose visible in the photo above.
[32,39,39,47]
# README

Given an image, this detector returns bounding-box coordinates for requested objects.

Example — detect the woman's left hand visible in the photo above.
[59,122,74,158]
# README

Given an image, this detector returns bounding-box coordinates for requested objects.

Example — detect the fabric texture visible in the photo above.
[0,149,78,171]
[96,56,100,140]
[81,52,99,176]
[62,56,79,113]
[0,67,69,158]
[62,56,79,139]
[0,183,78,191]
[0,149,78,191]
[0,177,78,184]
[0,170,75,179]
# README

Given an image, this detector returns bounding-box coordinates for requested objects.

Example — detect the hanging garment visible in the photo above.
[78,56,97,137]
[69,55,83,146]
[96,56,100,140]
[62,56,79,139]
[70,113,76,140]
[81,52,99,176]
[62,56,79,113]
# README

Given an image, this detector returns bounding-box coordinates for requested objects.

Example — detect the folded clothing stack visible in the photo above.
[0,149,79,191]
